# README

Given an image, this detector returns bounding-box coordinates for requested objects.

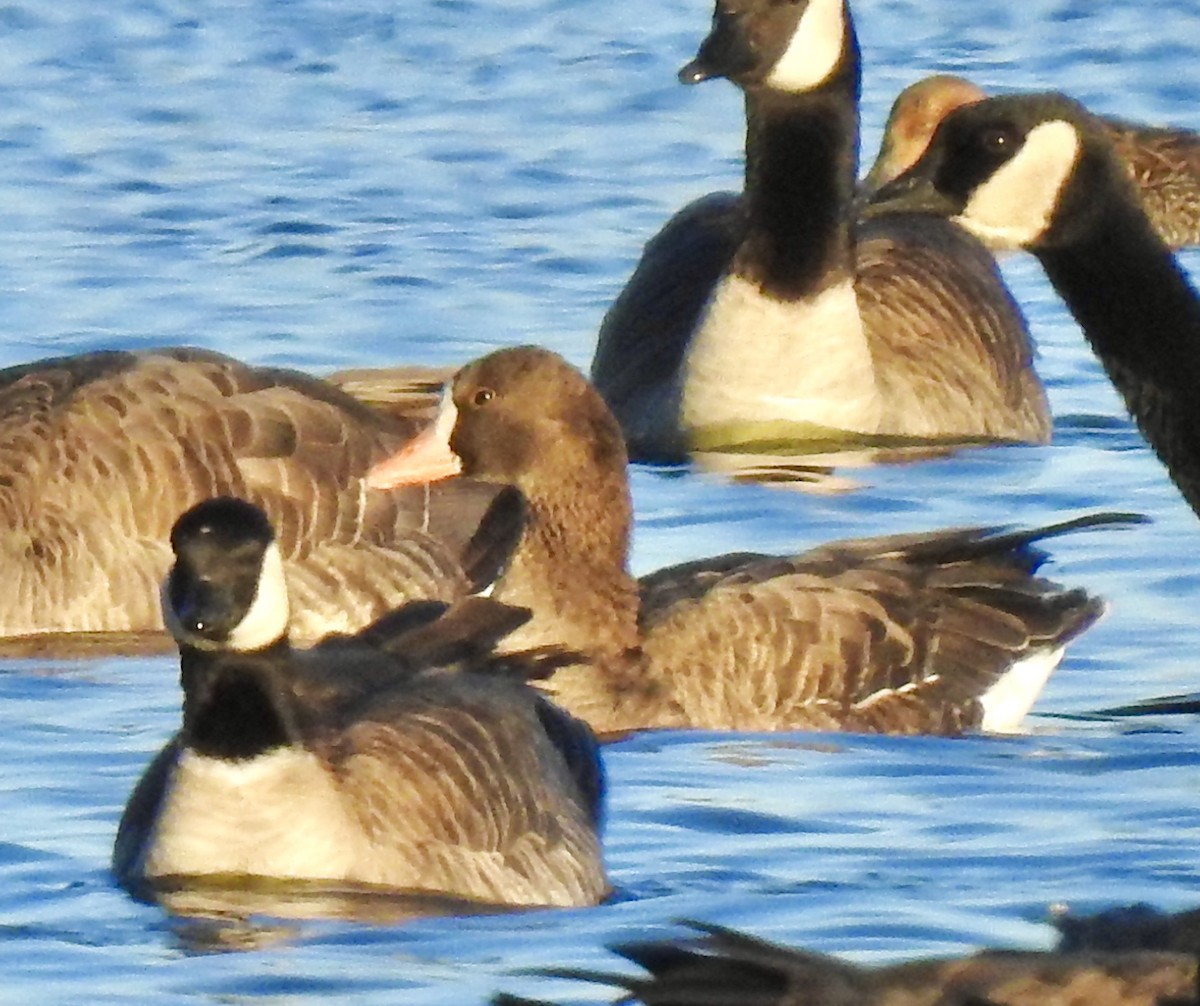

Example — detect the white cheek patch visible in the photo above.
[432,385,458,444]
[765,0,846,92]
[956,119,1080,250]
[225,542,291,652]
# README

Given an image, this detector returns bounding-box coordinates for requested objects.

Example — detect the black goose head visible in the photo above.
[679,0,856,94]
[163,497,290,653]
[865,92,1126,251]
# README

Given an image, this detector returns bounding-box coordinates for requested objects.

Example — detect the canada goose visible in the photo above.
[0,347,519,647]
[862,74,1200,249]
[492,920,1199,1006]
[865,92,1200,522]
[590,0,1050,462]
[113,497,607,910]
[368,346,1126,737]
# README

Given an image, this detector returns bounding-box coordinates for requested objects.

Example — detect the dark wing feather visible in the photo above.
[638,518,1118,733]
[591,192,745,461]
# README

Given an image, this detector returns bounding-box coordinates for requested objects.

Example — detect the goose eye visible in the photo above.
[979,126,1016,156]
[472,388,495,407]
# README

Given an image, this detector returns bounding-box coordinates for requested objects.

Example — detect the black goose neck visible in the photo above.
[179,644,297,761]
[1037,194,1200,394]
[737,56,860,297]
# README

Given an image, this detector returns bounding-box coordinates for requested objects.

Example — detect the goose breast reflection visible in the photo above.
[368,346,1136,738]
[114,497,608,910]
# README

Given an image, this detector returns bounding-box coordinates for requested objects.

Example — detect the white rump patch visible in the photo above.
[226,542,291,652]
[979,646,1063,734]
[765,0,847,92]
[956,119,1080,250]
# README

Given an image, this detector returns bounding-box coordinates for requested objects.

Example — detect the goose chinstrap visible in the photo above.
[866,92,1200,522]
[368,346,1129,738]
[591,0,1049,462]
[492,919,1198,1006]
[0,347,516,649]
[862,74,1200,249]
[114,497,607,910]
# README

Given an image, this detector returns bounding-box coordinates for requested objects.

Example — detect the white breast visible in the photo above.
[679,275,884,448]
[139,748,364,881]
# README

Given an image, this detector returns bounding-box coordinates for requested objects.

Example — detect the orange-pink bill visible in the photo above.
[366,392,463,489]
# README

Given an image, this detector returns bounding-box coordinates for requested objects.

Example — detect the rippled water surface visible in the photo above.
[2,0,1200,1002]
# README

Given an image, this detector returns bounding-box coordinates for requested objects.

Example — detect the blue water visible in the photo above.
[1,0,1199,1002]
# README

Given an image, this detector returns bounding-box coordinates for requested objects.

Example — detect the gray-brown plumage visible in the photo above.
[1056,904,1200,963]
[493,920,1199,1006]
[0,347,517,645]
[114,498,606,909]
[866,92,1200,523]
[368,346,1123,738]
[861,74,1200,249]
[591,0,1048,462]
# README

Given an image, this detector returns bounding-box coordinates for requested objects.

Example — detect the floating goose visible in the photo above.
[113,497,607,909]
[866,92,1200,521]
[591,0,1050,461]
[492,919,1198,1006]
[369,346,1128,737]
[0,347,517,648]
[862,74,1200,249]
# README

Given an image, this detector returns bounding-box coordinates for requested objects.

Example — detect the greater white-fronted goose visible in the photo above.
[866,92,1200,522]
[0,347,519,648]
[862,74,1200,249]
[591,0,1050,462]
[113,497,607,910]
[493,920,1198,1006]
[368,346,1126,738]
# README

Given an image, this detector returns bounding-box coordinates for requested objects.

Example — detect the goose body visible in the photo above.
[114,498,607,909]
[0,347,514,645]
[494,920,1199,1006]
[591,0,1049,461]
[863,74,1200,249]
[866,92,1200,521]
[369,346,1119,738]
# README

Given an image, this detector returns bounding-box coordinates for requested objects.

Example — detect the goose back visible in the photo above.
[0,347,512,643]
